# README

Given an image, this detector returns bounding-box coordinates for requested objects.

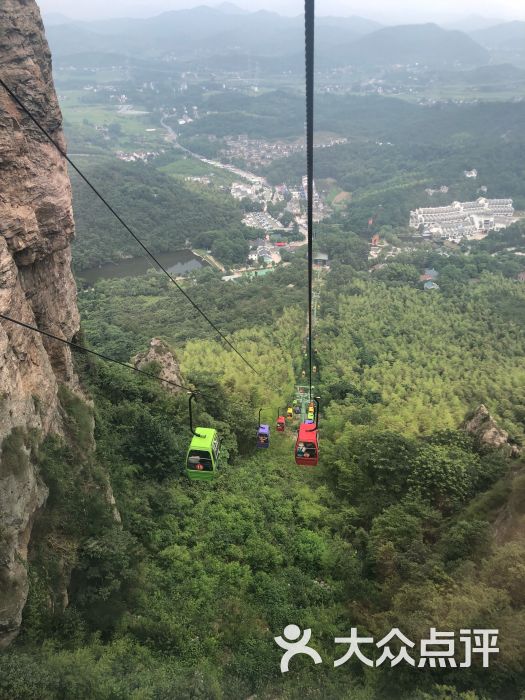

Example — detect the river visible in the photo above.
[77,249,208,285]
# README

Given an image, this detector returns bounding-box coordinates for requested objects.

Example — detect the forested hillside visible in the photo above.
[4,223,525,698]
[182,92,525,145]
[6,74,525,700]
[71,160,251,270]
[262,97,525,233]
[4,3,525,698]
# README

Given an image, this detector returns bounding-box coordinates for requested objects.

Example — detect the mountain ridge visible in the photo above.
[323,22,490,69]
[46,9,488,71]
[471,20,525,49]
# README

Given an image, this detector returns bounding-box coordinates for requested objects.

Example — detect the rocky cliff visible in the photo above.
[0,0,80,647]
[134,338,185,394]
[463,404,520,456]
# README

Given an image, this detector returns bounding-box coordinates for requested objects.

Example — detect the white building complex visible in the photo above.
[410,198,515,241]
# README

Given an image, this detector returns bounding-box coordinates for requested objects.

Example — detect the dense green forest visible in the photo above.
[71,160,253,270]
[4,219,525,697]
[182,91,525,145]
[77,263,308,361]
[5,19,525,695]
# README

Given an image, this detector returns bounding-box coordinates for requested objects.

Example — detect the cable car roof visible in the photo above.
[189,427,218,450]
[298,423,317,440]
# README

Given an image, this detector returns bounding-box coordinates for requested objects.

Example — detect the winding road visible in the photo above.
[160,115,308,251]
[160,115,265,185]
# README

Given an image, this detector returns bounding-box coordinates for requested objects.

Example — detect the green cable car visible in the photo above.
[185,393,222,481]
[186,428,221,481]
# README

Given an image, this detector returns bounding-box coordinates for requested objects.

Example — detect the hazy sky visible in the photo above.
[38,0,525,23]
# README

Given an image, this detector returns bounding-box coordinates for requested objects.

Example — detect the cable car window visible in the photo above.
[187,450,213,471]
[297,441,316,457]
[212,436,221,461]
[304,441,316,457]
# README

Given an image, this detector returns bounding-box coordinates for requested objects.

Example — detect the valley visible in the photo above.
[2,2,525,698]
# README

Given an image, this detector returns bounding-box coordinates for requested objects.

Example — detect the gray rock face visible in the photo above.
[0,0,80,647]
[134,338,185,394]
[463,404,520,455]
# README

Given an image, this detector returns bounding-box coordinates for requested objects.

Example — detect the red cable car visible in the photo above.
[295,397,320,467]
[277,416,286,432]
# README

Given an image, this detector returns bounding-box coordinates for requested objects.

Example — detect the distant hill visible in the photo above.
[444,14,504,32]
[317,15,381,36]
[47,24,114,58]
[42,12,71,27]
[45,9,490,73]
[471,20,525,50]
[46,5,380,65]
[328,23,490,69]
[213,2,249,14]
[54,51,139,69]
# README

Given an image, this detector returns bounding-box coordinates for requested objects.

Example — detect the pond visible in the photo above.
[77,249,208,285]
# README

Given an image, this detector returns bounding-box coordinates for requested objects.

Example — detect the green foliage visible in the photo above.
[0,427,32,478]
[9,86,525,697]
[327,428,419,519]
[318,274,525,440]
[444,520,489,562]
[22,390,142,642]
[367,496,441,583]
[78,263,307,362]
[481,542,525,607]
[70,529,140,628]
[58,385,94,455]
[408,443,480,512]
[374,263,421,286]
[112,401,183,480]
[71,160,248,270]
[418,686,484,700]
[0,637,228,700]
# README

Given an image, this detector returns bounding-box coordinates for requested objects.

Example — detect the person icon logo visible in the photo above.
[274,624,323,673]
